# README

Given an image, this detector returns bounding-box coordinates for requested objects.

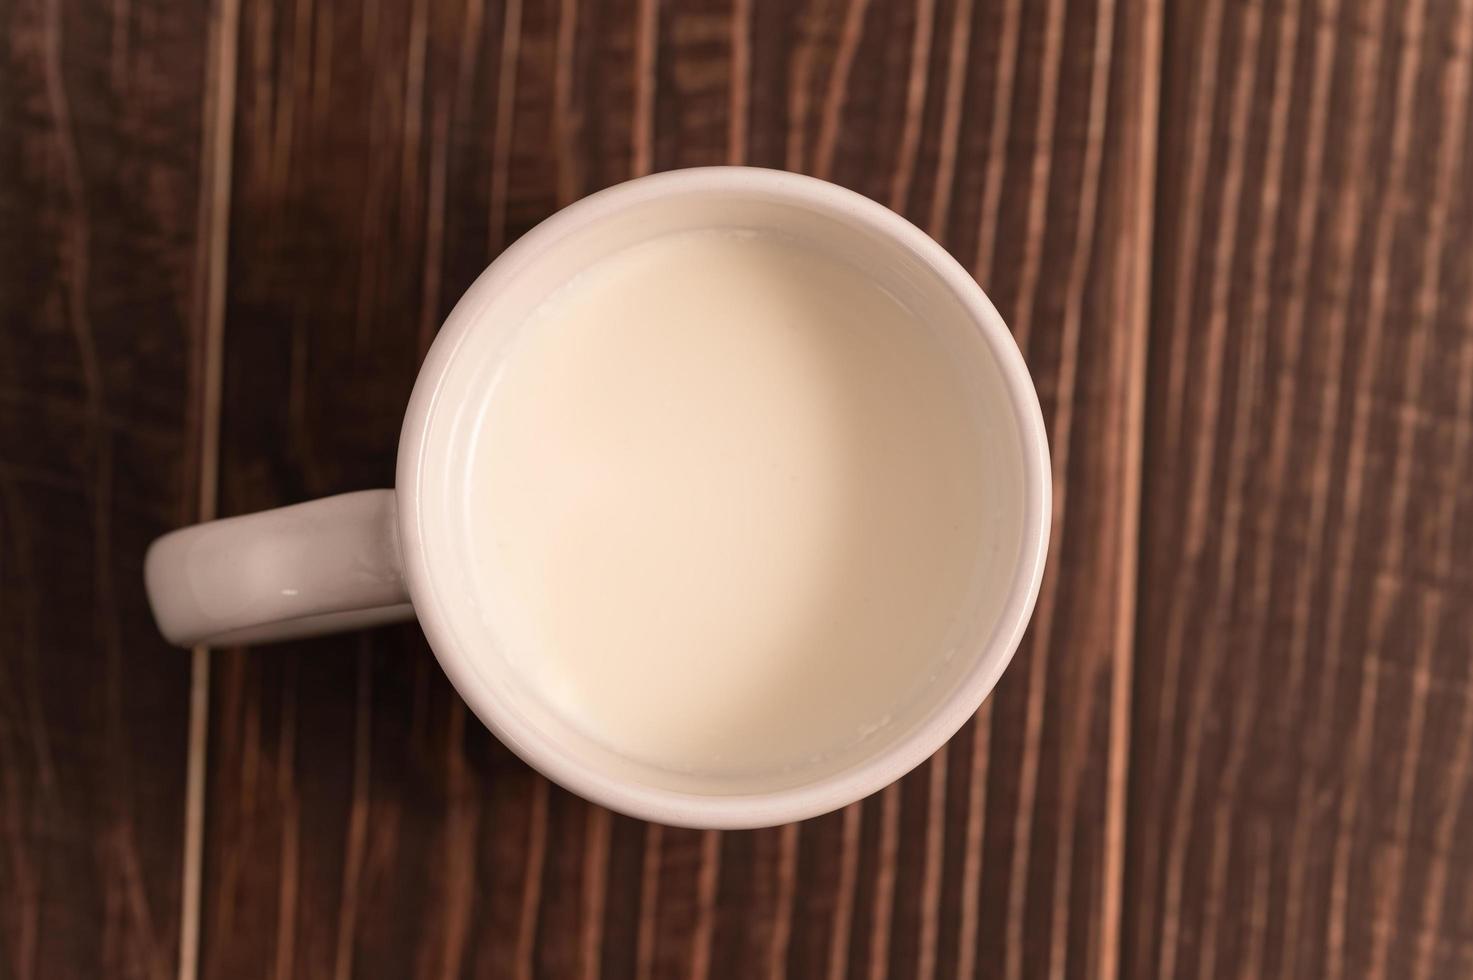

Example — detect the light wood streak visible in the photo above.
[633,0,658,177]
[954,702,990,980]
[399,0,429,240]
[422,0,484,350]
[1319,2,1426,976]
[924,0,972,237]
[1136,0,1226,962]
[333,649,373,980]
[514,780,548,980]
[1227,6,1304,977]
[1197,4,1300,979]
[1042,2,1118,977]
[310,0,333,122]
[811,0,870,179]
[203,658,250,977]
[1413,614,1473,979]
[179,650,211,980]
[1195,14,1274,980]
[915,754,946,980]
[272,680,299,980]
[1277,2,1374,972]
[440,703,478,980]
[487,0,523,254]
[784,1,820,173]
[825,805,861,980]
[1261,0,1332,757]
[266,0,312,214]
[866,787,900,980]
[452,0,485,119]
[247,0,273,201]
[1172,0,1290,960]
[1361,599,1431,979]
[579,809,610,977]
[1238,821,1271,980]
[1365,6,1471,977]
[352,0,386,344]
[1411,85,1473,980]
[1005,0,1064,353]
[1155,5,1263,978]
[0,492,41,976]
[888,0,934,212]
[111,0,131,92]
[1101,2,1161,977]
[189,0,242,641]
[635,824,664,978]
[179,0,242,970]
[690,830,721,980]
[418,93,452,352]
[972,0,1021,280]
[554,0,580,204]
[765,824,799,980]
[1002,0,1070,975]
[728,0,751,164]
[1157,0,1224,463]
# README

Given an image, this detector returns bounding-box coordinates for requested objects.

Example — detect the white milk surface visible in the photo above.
[468,229,988,776]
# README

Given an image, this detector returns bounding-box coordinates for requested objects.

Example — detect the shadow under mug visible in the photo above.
[145,167,1051,828]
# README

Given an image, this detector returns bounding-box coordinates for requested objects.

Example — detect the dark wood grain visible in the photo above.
[1127,0,1473,977]
[16,0,1473,975]
[194,0,1158,976]
[0,0,211,975]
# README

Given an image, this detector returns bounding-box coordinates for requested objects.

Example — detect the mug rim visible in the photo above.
[396,166,1051,828]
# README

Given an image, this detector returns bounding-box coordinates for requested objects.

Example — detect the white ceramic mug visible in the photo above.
[146,167,1050,828]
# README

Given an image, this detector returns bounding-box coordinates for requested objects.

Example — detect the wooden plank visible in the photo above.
[0,0,212,974]
[197,0,1158,976]
[1127,0,1473,977]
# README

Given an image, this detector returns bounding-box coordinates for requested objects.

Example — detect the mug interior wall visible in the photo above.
[414,186,1028,797]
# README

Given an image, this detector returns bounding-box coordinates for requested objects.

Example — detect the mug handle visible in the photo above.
[144,490,415,647]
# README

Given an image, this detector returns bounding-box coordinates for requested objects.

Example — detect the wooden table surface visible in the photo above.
[5,0,1473,976]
